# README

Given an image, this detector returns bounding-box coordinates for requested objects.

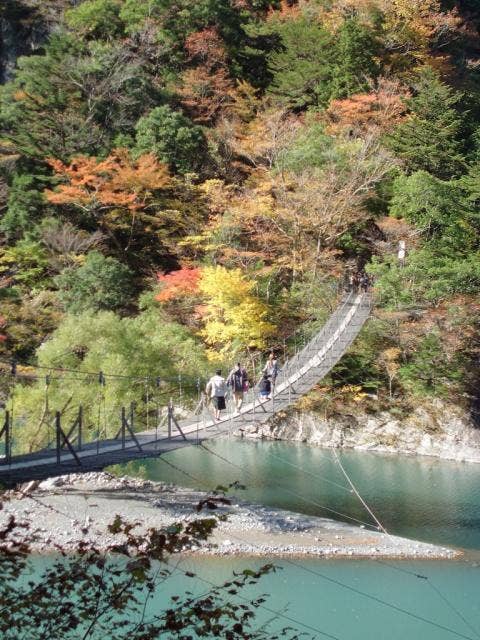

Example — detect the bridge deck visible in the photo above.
[0,292,371,484]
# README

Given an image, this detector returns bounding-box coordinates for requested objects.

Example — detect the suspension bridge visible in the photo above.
[0,291,371,485]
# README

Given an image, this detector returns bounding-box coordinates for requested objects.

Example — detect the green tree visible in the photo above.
[329,16,380,100]
[267,17,335,108]
[399,332,461,396]
[54,251,133,313]
[387,67,465,179]
[0,240,51,293]
[65,0,124,39]
[0,34,156,160]
[390,171,477,250]
[10,309,210,452]
[135,105,207,174]
[368,249,480,307]
[0,174,45,240]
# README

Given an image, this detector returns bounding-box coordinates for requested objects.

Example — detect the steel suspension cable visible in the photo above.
[328,453,480,640]
[158,449,477,640]
[198,442,377,530]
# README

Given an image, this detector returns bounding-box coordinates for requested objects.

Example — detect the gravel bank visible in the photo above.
[1,472,458,559]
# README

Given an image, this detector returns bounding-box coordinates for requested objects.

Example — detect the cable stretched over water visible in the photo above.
[328,450,480,640]
[198,442,378,530]
[159,447,477,640]
[331,448,388,534]
[164,559,342,640]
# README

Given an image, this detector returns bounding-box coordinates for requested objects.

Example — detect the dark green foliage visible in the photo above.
[267,15,379,109]
[386,67,466,179]
[399,332,462,396]
[368,249,480,306]
[267,17,335,108]
[54,251,133,313]
[390,171,479,250]
[135,105,207,174]
[329,16,380,100]
[0,174,45,239]
[0,34,158,160]
[370,167,480,307]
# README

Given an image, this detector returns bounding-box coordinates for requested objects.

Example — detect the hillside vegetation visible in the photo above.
[1,0,480,447]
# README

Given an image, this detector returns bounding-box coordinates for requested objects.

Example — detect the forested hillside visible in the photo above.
[1,0,480,446]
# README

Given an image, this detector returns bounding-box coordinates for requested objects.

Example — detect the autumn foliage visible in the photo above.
[179,28,235,124]
[45,149,171,213]
[0,316,7,343]
[326,79,409,135]
[156,268,201,302]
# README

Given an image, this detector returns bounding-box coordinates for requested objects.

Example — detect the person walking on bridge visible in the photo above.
[263,352,279,387]
[206,369,226,421]
[227,362,248,412]
[258,372,272,401]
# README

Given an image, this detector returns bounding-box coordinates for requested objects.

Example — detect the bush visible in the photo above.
[135,105,207,174]
[54,251,132,313]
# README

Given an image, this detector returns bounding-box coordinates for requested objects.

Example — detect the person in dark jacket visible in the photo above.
[258,373,271,400]
[227,362,249,412]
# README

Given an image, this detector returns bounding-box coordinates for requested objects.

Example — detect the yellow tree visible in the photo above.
[379,347,402,398]
[198,265,276,359]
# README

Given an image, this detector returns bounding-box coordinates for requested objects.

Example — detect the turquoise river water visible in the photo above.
[114,439,480,639]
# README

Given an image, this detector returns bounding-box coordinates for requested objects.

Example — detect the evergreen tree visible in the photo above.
[390,171,477,250]
[0,174,45,240]
[135,105,207,174]
[329,16,380,100]
[54,251,133,313]
[387,67,466,179]
[267,17,335,108]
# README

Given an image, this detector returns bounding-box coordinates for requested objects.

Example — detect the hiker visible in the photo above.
[205,369,226,421]
[347,272,355,292]
[359,272,370,292]
[263,352,279,386]
[227,362,249,412]
[258,372,271,400]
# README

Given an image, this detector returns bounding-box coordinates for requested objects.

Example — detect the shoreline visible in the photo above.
[1,472,459,560]
[245,402,480,464]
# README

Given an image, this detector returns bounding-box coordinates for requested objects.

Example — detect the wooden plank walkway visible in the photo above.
[0,292,371,485]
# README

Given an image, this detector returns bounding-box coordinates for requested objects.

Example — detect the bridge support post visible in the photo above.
[168,399,172,440]
[0,411,11,464]
[78,406,83,451]
[56,411,61,465]
[121,407,126,450]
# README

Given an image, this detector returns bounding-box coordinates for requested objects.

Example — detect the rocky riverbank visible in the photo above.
[0,472,457,559]
[241,399,480,463]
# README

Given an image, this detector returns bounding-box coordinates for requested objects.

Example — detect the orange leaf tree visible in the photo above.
[179,27,236,124]
[44,149,188,267]
[45,148,170,213]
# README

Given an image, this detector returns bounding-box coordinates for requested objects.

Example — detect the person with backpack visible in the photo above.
[227,362,249,412]
[359,272,370,292]
[205,369,226,421]
[258,372,272,400]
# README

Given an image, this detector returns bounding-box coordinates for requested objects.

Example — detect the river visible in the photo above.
[114,439,480,639]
